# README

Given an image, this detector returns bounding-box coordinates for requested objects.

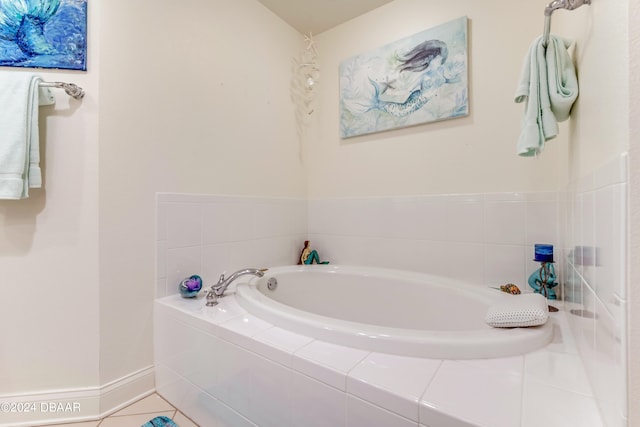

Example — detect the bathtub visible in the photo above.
[235,265,553,359]
[155,265,602,427]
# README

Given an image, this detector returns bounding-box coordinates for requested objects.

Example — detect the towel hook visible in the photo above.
[542,0,591,46]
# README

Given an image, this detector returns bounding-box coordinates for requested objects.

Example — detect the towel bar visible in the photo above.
[38,81,84,99]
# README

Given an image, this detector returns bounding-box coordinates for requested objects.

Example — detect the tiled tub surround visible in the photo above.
[154,293,603,427]
[156,193,308,299]
[306,192,560,291]
[156,192,560,300]
[561,153,629,427]
[154,187,628,425]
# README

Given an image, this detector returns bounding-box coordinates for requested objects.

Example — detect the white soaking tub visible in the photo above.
[235,265,553,359]
[154,265,602,427]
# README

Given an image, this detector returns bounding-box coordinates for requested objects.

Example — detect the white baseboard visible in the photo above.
[0,366,155,427]
[99,365,156,417]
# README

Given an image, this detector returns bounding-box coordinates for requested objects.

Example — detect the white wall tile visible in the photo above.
[571,192,584,277]
[484,200,526,245]
[306,193,558,287]
[307,199,335,235]
[156,201,168,242]
[347,353,441,421]
[524,350,593,396]
[157,240,167,280]
[248,355,293,427]
[522,379,603,427]
[156,278,167,298]
[563,260,583,305]
[203,201,236,244]
[526,199,559,247]
[561,153,629,426]
[201,243,231,287]
[415,197,450,242]
[347,395,418,427]
[291,372,347,427]
[443,198,484,243]
[581,191,597,287]
[437,242,486,285]
[421,360,522,427]
[484,244,526,287]
[228,200,257,242]
[252,327,314,367]
[293,340,370,391]
[167,202,203,248]
[594,297,628,424]
[214,339,254,417]
[166,246,202,296]
[612,183,628,301]
[388,197,432,241]
[594,184,621,313]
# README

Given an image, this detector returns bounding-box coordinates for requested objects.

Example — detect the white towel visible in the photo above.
[0,74,55,199]
[514,35,578,157]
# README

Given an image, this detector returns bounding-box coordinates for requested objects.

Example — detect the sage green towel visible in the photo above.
[0,74,55,199]
[515,35,578,157]
[547,36,578,121]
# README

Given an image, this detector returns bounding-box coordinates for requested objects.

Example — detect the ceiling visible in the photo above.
[256,0,395,35]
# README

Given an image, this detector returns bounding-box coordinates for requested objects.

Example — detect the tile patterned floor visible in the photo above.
[49,394,198,427]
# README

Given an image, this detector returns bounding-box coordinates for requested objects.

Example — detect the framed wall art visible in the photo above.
[339,16,468,138]
[0,0,87,70]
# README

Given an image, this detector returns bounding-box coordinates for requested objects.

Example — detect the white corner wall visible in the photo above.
[98,0,305,405]
[554,0,631,425]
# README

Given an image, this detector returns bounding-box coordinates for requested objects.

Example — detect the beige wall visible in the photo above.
[0,0,304,422]
[97,0,305,389]
[307,0,568,198]
[0,0,101,400]
[555,0,630,182]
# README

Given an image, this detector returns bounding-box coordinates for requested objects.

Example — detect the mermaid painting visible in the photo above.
[339,17,468,138]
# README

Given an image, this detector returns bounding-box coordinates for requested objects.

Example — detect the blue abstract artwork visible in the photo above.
[0,0,87,70]
[339,16,468,138]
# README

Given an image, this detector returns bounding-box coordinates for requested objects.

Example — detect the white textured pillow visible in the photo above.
[485,293,549,328]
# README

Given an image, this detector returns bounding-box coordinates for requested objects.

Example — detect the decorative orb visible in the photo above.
[179,275,203,298]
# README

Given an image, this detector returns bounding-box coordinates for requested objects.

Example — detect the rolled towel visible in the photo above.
[485,293,549,328]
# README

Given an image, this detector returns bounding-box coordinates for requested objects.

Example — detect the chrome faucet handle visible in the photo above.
[205,290,219,306]
[209,268,266,302]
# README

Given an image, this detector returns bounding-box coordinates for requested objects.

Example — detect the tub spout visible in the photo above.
[206,268,267,306]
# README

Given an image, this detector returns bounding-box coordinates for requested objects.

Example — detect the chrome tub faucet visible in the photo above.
[205,268,267,306]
